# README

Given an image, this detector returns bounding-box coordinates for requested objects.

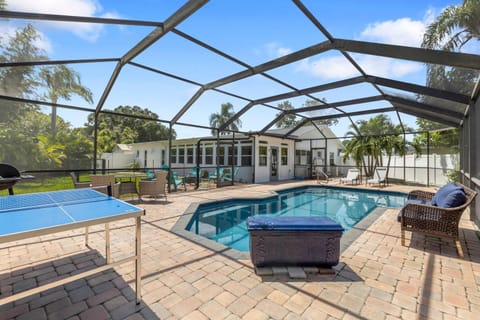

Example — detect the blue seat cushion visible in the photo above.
[437,189,467,208]
[397,199,433,222]
[431,183,462,206]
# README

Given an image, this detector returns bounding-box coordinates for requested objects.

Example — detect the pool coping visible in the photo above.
[171,185,404,261]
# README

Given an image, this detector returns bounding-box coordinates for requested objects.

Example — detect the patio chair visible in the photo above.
[139,171,167,200]
[222,167,239,182]
[169,171,186,191]
[367,167,387,187]
[340,168,359,185]
[398,182,477,257]
[90,175,120,198]
[209,167,224,183]
[70,172,91,189]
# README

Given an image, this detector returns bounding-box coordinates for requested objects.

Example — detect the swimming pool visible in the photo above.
[186,186,406,252]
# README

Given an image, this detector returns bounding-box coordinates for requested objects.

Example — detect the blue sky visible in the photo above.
[2,0,472,138]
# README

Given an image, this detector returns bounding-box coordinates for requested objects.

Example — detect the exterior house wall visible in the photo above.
[103,125,339,183]
[254,135,295,183]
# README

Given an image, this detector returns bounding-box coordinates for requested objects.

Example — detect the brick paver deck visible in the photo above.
[1,180,479,319]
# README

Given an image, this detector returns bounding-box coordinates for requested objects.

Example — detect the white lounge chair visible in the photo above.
[367,167,387,187]
[340,168,360,185]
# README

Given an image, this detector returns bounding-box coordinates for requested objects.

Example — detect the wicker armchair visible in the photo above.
[90,175,120,198]
[400,182,477,257]
[139,171,167,200]
[70,172,91,189]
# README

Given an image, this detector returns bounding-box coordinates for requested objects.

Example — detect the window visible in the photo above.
[161,149,165,166]
[204,145,213,165]
[178,146,185,164]
[227,146,237,165]
[187,146,194,164]
[281,147,288,165]
[295,150,311,165]
[259,145,267,166]
[144,150,147,167]
[329,152,335,166]
[241,145,252,166]
[217,146,225,165]
[170,147,177,164]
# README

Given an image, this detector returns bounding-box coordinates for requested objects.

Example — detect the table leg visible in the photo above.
[105,223,110,264]
[135,216,142,304]
[85,227,89,246]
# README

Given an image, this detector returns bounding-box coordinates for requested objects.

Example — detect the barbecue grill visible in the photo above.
[0,164,25,195]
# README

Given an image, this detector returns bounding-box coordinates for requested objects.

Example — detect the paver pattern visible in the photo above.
[1,180,479,319]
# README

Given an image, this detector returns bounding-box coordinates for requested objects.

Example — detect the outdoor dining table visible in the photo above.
[114,172,147,197]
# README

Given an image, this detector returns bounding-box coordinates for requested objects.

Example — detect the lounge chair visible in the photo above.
[70,172,91,189]
[367,167,387,187]
[90,175,120,198]
[340,168,359,185]
[398,182,477,257]
[139,171,167,200]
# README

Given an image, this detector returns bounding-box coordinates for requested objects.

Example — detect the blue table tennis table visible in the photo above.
[0,188,145,305]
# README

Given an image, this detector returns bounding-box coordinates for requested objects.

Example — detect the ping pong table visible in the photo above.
[0,188,145,305]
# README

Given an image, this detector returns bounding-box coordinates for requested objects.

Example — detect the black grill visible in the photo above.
[0,164,21,195]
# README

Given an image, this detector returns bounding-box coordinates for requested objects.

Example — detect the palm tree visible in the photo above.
[422,0,480,51]
[342,115,420,177]
[422,0,480,92]
[39,65,93,136]
[209,102,242,136]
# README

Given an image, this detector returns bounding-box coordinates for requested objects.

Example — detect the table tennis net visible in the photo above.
[0,189,109,212]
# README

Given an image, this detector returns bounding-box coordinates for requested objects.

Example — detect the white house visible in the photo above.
[101,125,350,183]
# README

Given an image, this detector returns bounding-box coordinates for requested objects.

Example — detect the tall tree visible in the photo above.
[209,102,241,136]
[275,101,298,128]
[39,65,93,135]
[0,24,47,122]
[85,105,174,153]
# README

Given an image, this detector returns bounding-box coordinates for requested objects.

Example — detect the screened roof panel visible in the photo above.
[264,52,363,89]
[349,53,426,85]
[132,32,247,84]
[379,86,468,114]
[301,0,429,49]
[312,83,380,103]
[177,90,248,129]
[217,74,294,101]
[1,1,478,141]
[3,18,157,61]
[235,104,282,133]
[104,64,199,120]
[176,1,328,66]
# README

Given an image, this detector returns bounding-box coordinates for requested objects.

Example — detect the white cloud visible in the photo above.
[264,42,292,58]
[296,13,432,79]
[7,0,120,42]
[360,17,425,47]
[297,56,358,79]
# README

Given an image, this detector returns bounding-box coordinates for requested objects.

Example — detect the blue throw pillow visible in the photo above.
[431,183,462,206]
[437,189,467,208]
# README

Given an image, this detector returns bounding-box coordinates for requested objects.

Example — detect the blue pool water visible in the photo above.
[186,186,406,252]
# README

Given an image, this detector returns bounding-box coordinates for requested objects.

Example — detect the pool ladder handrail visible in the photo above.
[315,167,329,184]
